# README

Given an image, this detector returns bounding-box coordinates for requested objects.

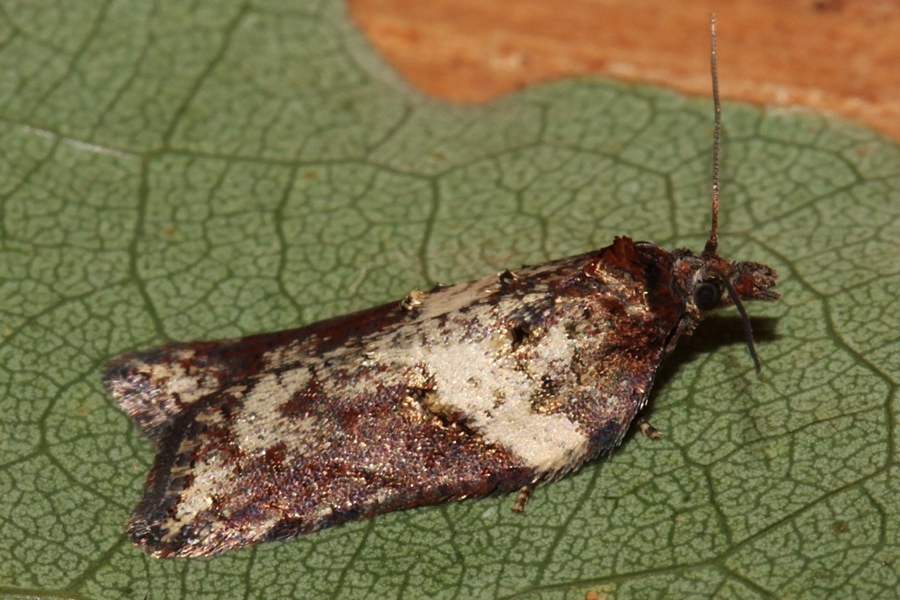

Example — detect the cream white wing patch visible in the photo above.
[372,303,589,476]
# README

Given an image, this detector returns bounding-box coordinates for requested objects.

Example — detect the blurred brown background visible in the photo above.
[349,0,900,141]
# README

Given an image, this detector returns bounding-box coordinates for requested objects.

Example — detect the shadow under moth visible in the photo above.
[103,16,779,558]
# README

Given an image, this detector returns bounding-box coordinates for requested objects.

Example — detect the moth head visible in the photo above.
[686,254,780,312]
[673,249,780,372]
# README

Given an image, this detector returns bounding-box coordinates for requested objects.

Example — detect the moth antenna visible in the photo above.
[704,13,721,257]
[707,266,763,373]
[703,18,762,373]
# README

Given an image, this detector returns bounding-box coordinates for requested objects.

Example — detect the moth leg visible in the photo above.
[511,484,534,513]
[636,417,663,440]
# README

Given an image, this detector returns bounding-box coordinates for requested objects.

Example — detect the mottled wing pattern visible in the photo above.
[103,300,413,441]
[104,237,687,557]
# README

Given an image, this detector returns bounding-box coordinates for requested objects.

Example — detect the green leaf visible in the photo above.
[1,1,898,598]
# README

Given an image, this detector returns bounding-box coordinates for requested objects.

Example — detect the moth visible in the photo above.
[104,17,778,558]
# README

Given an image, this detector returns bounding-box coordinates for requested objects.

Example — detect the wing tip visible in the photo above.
[126,510,270,559]
[102,346,203,441]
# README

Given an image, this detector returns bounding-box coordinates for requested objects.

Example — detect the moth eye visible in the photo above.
[693,281,721,311]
